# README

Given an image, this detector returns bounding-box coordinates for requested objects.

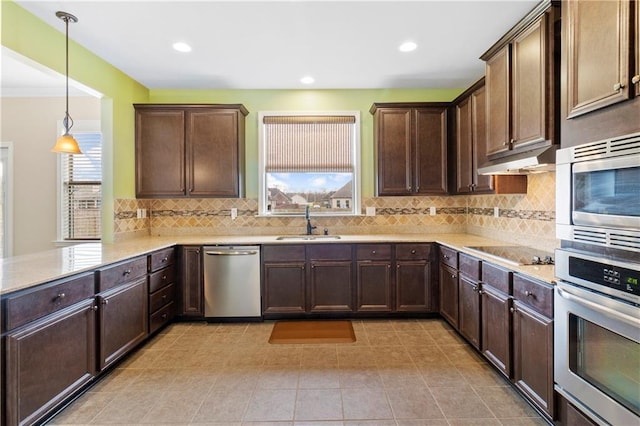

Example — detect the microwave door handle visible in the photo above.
[557,287,640,328]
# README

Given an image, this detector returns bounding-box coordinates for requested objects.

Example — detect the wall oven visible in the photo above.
[555,249,640,425]
[556,132,640,252]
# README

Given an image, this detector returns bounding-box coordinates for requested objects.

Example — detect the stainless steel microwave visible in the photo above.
[556,132,640,252]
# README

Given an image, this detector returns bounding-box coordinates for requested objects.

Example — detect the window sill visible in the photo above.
[53,239,101,248]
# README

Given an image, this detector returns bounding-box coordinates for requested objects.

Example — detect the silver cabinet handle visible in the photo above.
[411,249,416,254]
[56,292,66,300]
[613,82,625,91]
[205,250,258,256]
[161,256,168,263]
[102,299,109,305]
[91,305,98,311]
[372,250,376,254]
[510,307,516,313]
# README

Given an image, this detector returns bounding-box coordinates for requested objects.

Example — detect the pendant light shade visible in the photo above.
[52,11,82,155]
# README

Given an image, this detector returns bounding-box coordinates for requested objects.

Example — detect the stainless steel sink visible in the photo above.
[276,235,341,241]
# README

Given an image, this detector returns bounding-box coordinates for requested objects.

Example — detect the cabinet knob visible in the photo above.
[411,249,416,254]
[632,75,640,85]
[162,275,167,280]
[510,307,516,313]
[387,265,391,269]
[91,305,99,311]
[102,299,109,305]
[525,291,535,298]
[613,82,625,91]
[161,313,168,319]
[56,292,66,300]
[162,295,167,300]
[123,269,131,276]
[162,256,168,263]
[443,255,449,260]
[372,250,376,254]
[451,274,457,279]
[472,286,478,292]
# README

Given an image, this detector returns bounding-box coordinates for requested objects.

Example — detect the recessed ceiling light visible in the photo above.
[172,42,192,53]
[399,41,417,52]
[300,76,315,84]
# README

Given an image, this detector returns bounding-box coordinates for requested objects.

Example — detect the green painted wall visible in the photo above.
[150,88,464,197]
[2,0,149,241]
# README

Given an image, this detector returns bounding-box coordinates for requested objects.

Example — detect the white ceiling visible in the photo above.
[7,0,539,92]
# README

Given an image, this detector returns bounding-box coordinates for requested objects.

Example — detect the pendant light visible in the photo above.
[52,11,82,154]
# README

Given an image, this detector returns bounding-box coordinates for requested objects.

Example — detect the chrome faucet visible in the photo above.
[305,205,316,235]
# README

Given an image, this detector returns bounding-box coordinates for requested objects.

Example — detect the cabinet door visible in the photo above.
[135,108,186,197]
[375,108,413,195]
[458,275,481,349]
[513,301,554,417]
[5,300,96,426]
[262,262,306,314]
[486,45,511,157]
[439,263,459,327]
[481,285,512,377]
[566,0,631,117]
[179,246,203,317]
[455,96,474,194]
[98,279,148,370]
[187,109,242,197]
[356,261,392,312]
[309,261,354,312]
[470,86,494,192]
[395,260,431,312]
[512,15,549,149]
[414,108,448,195]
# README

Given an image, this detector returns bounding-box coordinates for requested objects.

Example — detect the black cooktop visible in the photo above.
[463,245,555,266]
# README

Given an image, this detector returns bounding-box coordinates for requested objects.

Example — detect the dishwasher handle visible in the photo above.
[205,250,259,256]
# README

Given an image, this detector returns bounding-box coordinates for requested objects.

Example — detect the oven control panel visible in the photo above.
[569,256,640,297]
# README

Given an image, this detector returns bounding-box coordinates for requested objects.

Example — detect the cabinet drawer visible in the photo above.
[149,282,175,313]
[97,257,148,292]
[150,247,175,272]
[513,274,553,318]
[3,273,95,331]
[396,244,431,260]
[263,245,305,262]
[149,301,175,334]
[308,244,352,260]
[149,264,176,293]
[439,246,458,268]
[459,253,481,280]
[482,262,512,294]
[356,244,391,260]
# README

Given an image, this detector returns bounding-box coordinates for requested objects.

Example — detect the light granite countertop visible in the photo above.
[0,233,557,295]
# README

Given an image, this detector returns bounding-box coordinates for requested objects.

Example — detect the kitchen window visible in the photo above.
[59,131,102,240]
[258,112,361,216]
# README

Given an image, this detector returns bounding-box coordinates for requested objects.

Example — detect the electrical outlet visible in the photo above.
[494,207,500,217]
[231,208,238,220]
[365,206,376,216]
[429,206,436,216]
[136,209,143,219]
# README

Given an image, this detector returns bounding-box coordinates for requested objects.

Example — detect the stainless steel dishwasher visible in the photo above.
[203,246,261,320]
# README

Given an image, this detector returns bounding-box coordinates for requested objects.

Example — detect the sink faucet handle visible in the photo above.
[324,228,329,235]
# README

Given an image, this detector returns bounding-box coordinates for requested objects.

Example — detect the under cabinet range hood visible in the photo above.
[478,145,557,175]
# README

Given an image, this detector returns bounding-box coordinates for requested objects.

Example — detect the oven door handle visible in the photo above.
[557,287,640,328]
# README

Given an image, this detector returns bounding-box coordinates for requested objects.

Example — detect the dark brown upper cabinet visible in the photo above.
[451,79,527,195]
[482,2,560,158]
[371,103,448,196]
[134,104,248,198]
[565,0,631,118]
[560,0,640,148]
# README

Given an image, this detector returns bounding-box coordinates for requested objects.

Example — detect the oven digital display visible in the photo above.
[568,257,640,296]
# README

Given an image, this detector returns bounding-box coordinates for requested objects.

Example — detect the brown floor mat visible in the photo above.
[268,320,356,344]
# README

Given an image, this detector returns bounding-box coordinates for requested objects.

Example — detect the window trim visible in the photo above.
[258,111,361,217]
[56,120,102,243]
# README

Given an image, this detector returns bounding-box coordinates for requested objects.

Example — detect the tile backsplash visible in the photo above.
[114,173,557,251]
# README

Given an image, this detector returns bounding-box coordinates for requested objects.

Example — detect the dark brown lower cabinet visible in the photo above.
[262,262,306,314]
[395,260,430,312]
[356,260,392,312]
[179,245,203,317]
[512,301,554,417]
[4,299,96,426]
[97,279,148,370]
[458,275,481,349]
[439,263,459,327]
[481,284,512,377]
[309,260,353,312]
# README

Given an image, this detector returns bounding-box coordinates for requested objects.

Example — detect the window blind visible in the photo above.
[61,132,102,239]
[264,115,355,172]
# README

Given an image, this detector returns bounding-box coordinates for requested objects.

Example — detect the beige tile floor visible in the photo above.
[48,319,548,426]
